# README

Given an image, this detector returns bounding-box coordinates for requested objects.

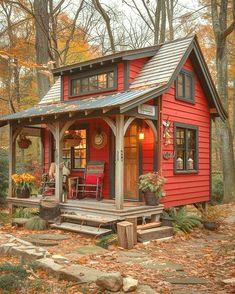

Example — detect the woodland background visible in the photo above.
[0,0,234,202]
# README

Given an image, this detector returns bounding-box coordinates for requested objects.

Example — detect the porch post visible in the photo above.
[55,122,63,202]
[115,114,124,210]
[8,124,16,198]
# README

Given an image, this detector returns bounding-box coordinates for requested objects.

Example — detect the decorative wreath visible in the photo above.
[92,130,107,149]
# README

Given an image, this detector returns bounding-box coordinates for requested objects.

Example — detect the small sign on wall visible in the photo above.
[138,104,156,117]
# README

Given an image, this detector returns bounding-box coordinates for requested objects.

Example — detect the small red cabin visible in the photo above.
[0,36,226,217]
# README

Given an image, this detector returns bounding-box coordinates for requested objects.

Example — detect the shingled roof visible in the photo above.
[0,35,227,126]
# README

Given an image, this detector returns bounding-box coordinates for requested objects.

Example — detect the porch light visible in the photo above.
[139,130,144,140]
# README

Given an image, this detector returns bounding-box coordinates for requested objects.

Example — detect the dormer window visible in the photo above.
[69,68,116,97]
[176,70,194,103]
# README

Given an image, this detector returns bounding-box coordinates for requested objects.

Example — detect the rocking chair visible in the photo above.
[73,160,105,200]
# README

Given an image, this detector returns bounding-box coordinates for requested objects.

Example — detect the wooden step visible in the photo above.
[137,221,161,231]
[50,222,112,236]
[137,226,173,243]
[61,213,117,224]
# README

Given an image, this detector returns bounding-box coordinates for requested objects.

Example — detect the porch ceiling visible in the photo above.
[0,86,160,127]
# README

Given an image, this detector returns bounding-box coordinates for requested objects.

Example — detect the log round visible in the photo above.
[39,197,60,221]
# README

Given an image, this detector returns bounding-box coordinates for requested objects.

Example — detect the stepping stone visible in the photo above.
[23,237,59,246]
[27,233,70,241]
[75,245,107,255]
[37,257,105,282]
[142,261,184,271]
[137,284,157,293]
[172,291,208,294]
[166,277,207,285]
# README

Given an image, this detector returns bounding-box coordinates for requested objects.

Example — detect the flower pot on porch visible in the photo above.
[144,192,159,206]
[15,187,30,198]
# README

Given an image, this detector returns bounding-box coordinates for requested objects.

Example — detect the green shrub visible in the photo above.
[25,216,47,230]
[0,149,9,202]
[13,207,34,219]
[211,173,224,204]
[0,262,28,292]
[96,234,117,248]
[168,207,202,233]
[0,212,10,225]
[0,273,21,291]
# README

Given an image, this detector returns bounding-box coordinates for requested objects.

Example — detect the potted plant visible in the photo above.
[139,172,166,206]
[12,173,35,198]
[200,205,226,230]
[17,135,32,149]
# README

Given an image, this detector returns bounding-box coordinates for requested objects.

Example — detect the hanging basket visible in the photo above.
[18,135,32,149]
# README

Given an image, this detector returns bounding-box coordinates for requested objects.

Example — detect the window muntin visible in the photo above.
[176,71,194,102]
[70,70,115,96]
[63,128,87,170]
[175,124,198,172]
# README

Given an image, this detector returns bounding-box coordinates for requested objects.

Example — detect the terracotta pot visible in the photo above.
[203,221,220,230]
[144,191,159,206]
[15,187,30,198]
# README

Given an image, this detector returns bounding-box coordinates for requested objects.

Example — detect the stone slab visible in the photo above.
[167,277,207,285]
[37,257,105,283]
[142,261,184,271]
[172,291,208,294]
[27,233,70,241]
[137,284,158,294]
[75,245,107,255]
[23,237,59,246]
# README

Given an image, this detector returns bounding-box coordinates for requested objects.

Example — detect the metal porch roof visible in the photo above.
[0,87,158,126]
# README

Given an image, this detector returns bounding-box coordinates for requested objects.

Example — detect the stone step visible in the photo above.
[137,226,173,243]
[61,213,117,224]
[137,221,161,231]
[50,222,112,236]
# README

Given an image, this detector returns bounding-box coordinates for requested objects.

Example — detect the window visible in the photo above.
[70,70,115,96]
[63,128,87,169]
[176,71,194,102]
[174,123,198,173]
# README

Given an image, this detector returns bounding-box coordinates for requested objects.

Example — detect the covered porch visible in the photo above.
[1,89,162,212]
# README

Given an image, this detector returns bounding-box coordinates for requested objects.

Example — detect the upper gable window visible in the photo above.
[176,71,194,103]
[70,70,115,97]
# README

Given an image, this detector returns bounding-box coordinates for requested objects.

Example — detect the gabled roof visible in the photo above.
[0,35,227,127]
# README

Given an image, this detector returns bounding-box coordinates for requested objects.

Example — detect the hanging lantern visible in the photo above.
[139,129,144,140]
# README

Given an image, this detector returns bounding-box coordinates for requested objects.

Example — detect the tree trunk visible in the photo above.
[211,0,235,202]
[160,0,166,43]
[34,0,50,100]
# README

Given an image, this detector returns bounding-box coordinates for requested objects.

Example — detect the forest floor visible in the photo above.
[0,203,234,294]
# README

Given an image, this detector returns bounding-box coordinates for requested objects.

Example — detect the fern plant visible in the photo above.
[13,208,34,219]
[25,216,47,230]
[169,207,202,233]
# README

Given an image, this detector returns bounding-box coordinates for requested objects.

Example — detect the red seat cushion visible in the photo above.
[85,174,103,185]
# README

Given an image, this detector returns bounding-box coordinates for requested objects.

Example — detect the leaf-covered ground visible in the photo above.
[0,203,234,293]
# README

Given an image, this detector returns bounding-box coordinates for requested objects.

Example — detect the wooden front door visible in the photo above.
[124,123,139,200]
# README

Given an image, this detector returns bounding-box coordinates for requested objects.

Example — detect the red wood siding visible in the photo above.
[129,58,148,84]
[43,119,110,198]
[161,58,210,208]
[142,126,154,174]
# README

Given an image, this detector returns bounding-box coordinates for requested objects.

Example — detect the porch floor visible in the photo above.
[7,196,164,220]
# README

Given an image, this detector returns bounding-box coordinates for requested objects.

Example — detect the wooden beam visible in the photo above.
[102,107,112,114]
[103,117,116,136]
[124,117,135,135]
[8,125,16,198]
[84,110,94,116]
[145,119,158,142]
[54,122,63,202]
[59,120,75,141]
[115,114,124,210]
